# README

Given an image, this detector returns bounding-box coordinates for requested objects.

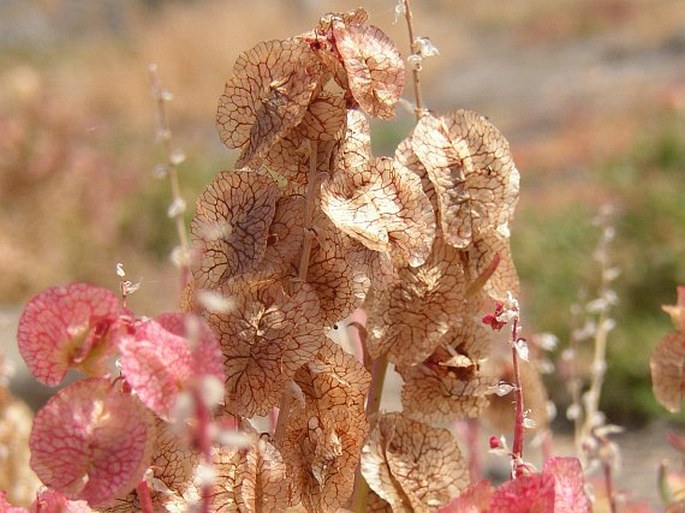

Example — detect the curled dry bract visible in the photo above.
[321,156,435,268]
[366,239,468,366]
[191,171,279,289]
[217,39,321,167]
[411,111,519,249]
[305,213,371,326]
[207,276,322,417]
[17,283,121,386]
[361,412,469,513]
[211,437,289,513]
[280,341,370,513]
[332,22,405,119]
[29,378,155,507]
[399,321,496,422]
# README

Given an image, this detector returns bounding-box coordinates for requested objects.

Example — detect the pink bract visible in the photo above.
[17,283,122,386]
[118,313,224,420]
[28,378,155,507]
[30,490,93,513]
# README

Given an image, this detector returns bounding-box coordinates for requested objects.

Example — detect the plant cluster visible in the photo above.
[4,4,684,513]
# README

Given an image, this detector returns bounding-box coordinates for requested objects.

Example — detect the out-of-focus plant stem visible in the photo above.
[510,318,526,478]
[402,0,424,120]
[149,64,191,288]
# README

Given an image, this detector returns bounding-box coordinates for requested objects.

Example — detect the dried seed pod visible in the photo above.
[651,332,685,413]
[305,213,371,326]
[210,435,289,513]
[260,195,306,276]
[217,39,322,167]
[280,340,370,513]
[321,156,435,268]
[262,94,346,191]
[361,412,469,512]
[191,171,279,289]
[207,276,322,417]
[366,238,468,366]
[411,111,520,249]
[399,321,497,422]
[332,23,405,119]
[465,232,520,301]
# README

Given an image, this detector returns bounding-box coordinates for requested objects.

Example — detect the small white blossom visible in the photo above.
[566,403,581,420]
[115,262,126,278]
[414,36,440,58]
[154,163,169,178]
[197,289,236,314]
[407,54,422,70]
[393,1,406,24]
[491,381,516,397]
[170,148,186,165]
[536,332,559,351]
[167,197,187,218]
[514,338,529,362]
[194,461,217,487]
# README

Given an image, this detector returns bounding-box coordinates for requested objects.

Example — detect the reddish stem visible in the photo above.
[510,319,526,478]
[136,480,154,513]
[193,389,213,513]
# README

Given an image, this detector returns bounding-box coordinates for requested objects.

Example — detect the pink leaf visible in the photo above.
[488,473,555,513]
[543,457,590,513]
[30,490,93,513]
[17,283,122,386]
[118,313,224,420]
[439,480,494,513]
[29,377,155,507]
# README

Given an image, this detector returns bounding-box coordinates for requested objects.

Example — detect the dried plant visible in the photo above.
[4,4,604,513]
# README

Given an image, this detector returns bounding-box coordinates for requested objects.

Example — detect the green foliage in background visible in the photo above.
[515,112,685,426]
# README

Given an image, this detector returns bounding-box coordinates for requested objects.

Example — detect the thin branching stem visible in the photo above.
[510,318,526,477]
[402,0,424,119]
[149,64,191,287]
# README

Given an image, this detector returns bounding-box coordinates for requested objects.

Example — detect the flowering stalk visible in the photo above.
[401,0,424,119]
[149,64,191,287]
[510,318,527,477]
[136,480,154,513]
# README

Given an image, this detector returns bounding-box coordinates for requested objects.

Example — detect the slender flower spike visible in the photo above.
[17,283,122,386]
[118,313,225,421]
[28,378,156,507]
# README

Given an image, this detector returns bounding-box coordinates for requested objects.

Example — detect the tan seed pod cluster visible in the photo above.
[183,6,524,511]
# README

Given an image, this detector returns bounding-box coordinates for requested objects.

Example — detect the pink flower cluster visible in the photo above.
[12,283,225,508]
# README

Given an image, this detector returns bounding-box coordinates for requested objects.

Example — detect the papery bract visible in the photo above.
[361,412,469,512]
[17,283,121,386]
[118,313,224,420]
[216,38,321,167]
[28,378,155,507]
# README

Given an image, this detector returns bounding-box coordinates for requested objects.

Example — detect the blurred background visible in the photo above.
[0,0,684,448]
